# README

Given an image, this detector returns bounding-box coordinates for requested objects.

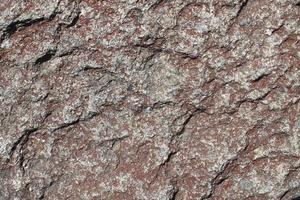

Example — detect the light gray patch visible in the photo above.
[195,23,208,33]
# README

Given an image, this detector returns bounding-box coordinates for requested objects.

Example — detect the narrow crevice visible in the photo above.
[171,107,206,143]
[1,17,45,42]
[8,128,38,162]
[170,188,179,200]
[280,186,300,200]
[0,8,60,44]
[98,135,130,149]
[150,150,178,185]
[235,0,250,18]
[55,7,81,36]
[160,151,178,168]
[66,11,80,28]
[279,189,290,200]
[18,151,26,174]
[148,0,165,11]
[51,118,80,133]
[201,139,251,200]
[34,49,57,65]
[251,73,270,82]
[39,180,55,200]
[200,161,233,200]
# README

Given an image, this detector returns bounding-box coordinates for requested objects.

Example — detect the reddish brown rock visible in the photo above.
[0,0,300,199]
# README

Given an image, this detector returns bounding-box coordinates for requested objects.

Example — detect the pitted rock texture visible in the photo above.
[0,0,300,199]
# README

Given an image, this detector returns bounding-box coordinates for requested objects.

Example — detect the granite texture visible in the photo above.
[0,0,300,199]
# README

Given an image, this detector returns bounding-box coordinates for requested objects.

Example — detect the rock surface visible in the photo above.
[0,0,300,199]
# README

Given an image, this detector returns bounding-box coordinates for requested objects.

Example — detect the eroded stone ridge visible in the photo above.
[0,0,299,199]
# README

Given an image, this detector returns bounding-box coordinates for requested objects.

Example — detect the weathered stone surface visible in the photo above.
[0,0,299,199]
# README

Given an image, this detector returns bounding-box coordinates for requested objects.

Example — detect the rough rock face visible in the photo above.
[0,0,299,199]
